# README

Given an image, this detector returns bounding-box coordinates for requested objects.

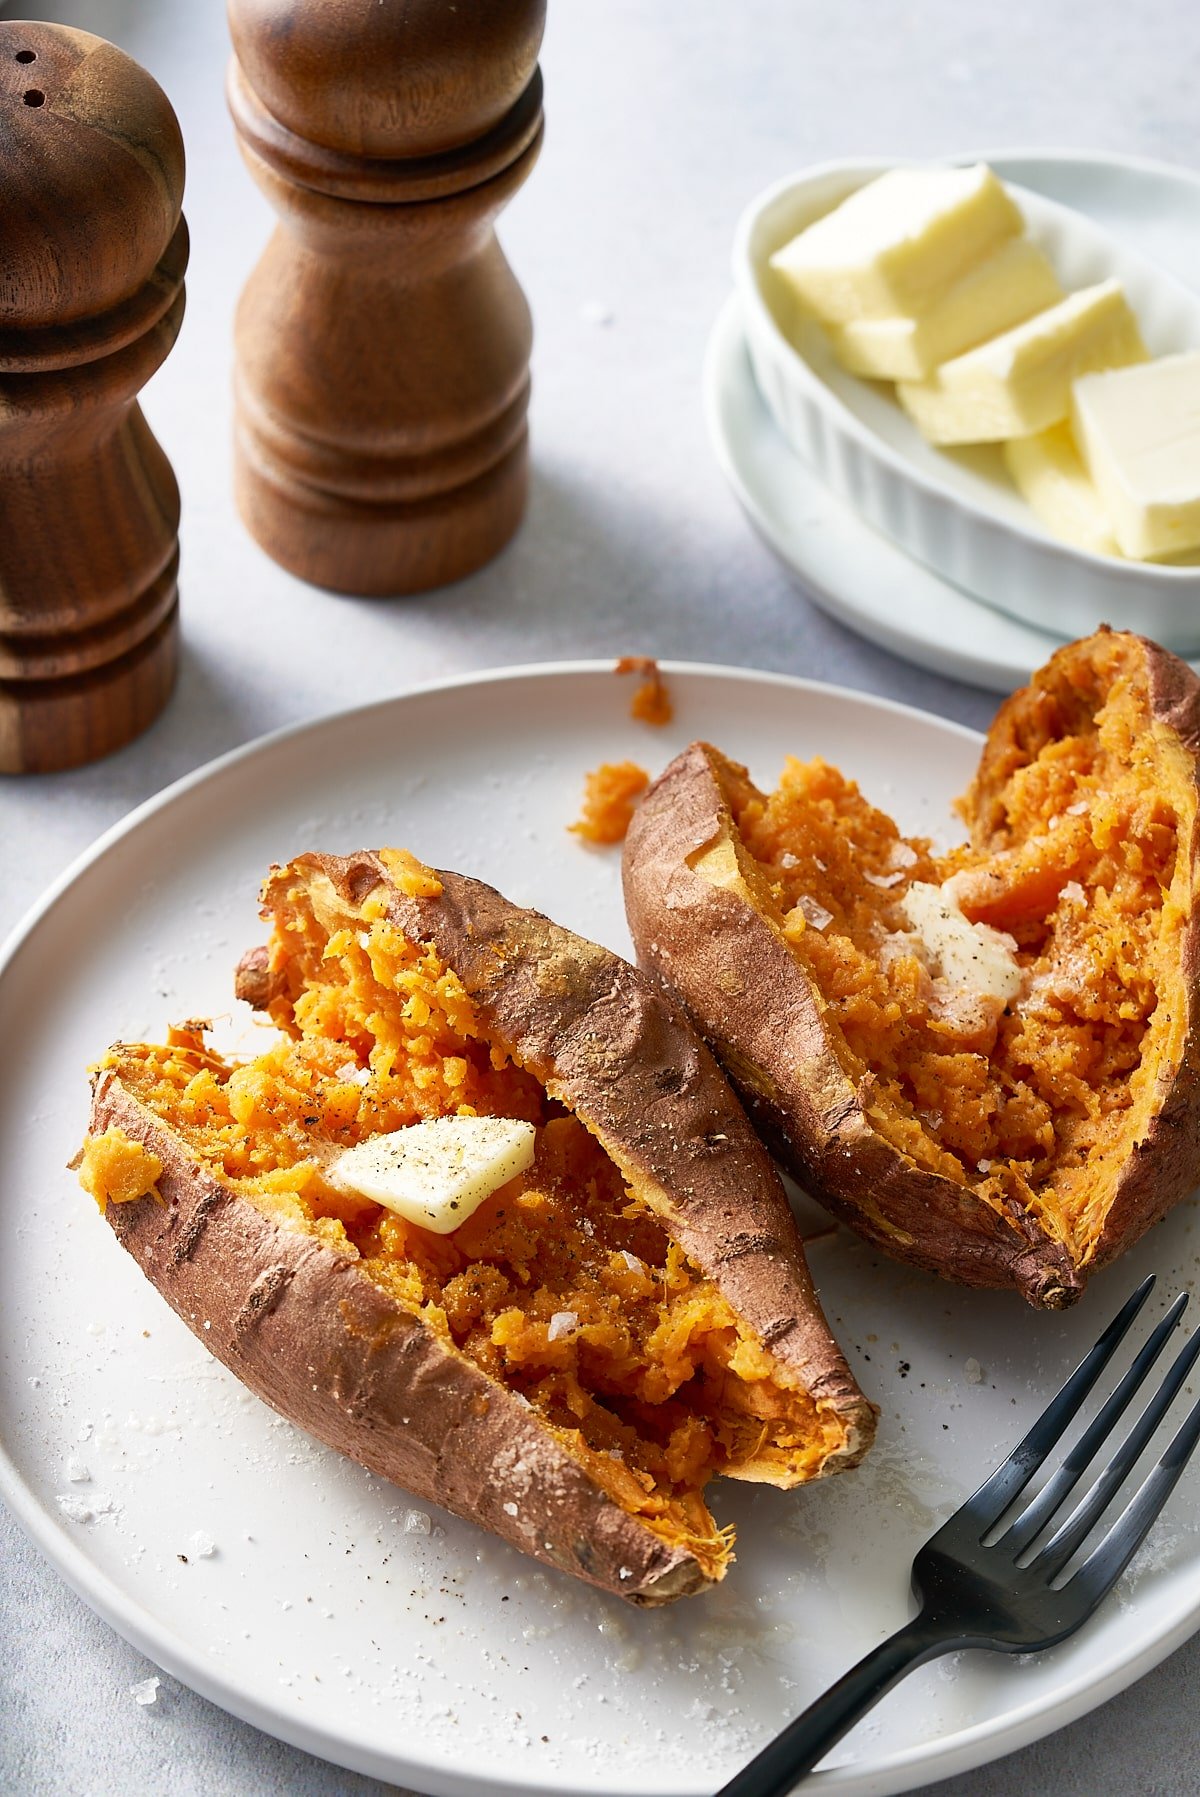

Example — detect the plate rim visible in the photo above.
[0,657,976,1797]
[3,656,1199,1797]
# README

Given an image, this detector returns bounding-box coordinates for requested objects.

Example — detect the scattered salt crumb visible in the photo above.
[503,1501,519,1518]
[57,1492,117,1524]
[580,300,613,327]
[1066,799,1089,816]
[976,1160,992,1174]
[357,932,371,949]
[1061,881,1087,907]
[618,1566,633,1581]
[779,852,799,869]
[65,1458,90,1483]
[796,895,834,931]
[57,1495,96,1523]
[130,1677,160,1707]
[865,870,904,889]
[335,1061,370,1086]
[77,1421,94,1442]
[547,1311,579,1343]
[964,1358,984,1385]
[404,1510,431,1536]
[618,1251,644,1274]
[188,1530,216,1558]
[888,841,918,870]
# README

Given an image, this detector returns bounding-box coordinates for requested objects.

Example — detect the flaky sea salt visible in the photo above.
[57,1491,115,1524]
[779,852,799,869]
[865,870,903,889]
[1066,799,1089,816]
[188,1530,216,1558]
[796,895,834,931]
[57,1495,96,1523]
[130,1677,160,1706]
[1061,881,1087,907]
[547,1311,579,1343]
[964,1358,984,1385]
[618,1252,644,1275]
[888,841,918,870]
[335,1061,371,1086]
[404,1509,431,1535]
[503,1501,519,1518]
[65,1458,90,1483]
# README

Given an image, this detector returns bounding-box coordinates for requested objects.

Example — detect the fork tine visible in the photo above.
[1004,1291,1189,1557]
[963,1274,1156,1531]
[1069,1382,1200,1608]
[1029,1320,1200,1580]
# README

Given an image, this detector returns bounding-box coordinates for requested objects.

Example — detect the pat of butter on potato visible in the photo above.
[329,1115,536,1233]
[900,880,1023,1002]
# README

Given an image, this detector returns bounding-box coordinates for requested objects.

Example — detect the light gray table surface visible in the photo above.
[4,2,1200,1793]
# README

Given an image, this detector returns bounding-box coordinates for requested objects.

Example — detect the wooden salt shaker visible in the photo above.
[227,0,545,597]
[0,22,187,774]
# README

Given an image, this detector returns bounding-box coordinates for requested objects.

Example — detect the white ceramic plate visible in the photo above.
[2,663,1199,1797]
[732,150,1200,653]
[710,151,1200,693]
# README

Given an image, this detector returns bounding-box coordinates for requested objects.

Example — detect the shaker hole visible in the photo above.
[23,89,45,106]
[15,49,36,63]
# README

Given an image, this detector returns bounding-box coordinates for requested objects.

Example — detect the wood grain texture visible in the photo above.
[227,0,545,597]
[0,21,187,774]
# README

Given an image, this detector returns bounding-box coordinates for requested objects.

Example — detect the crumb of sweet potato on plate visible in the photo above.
[570,761,650,844]
[615,656,673,726]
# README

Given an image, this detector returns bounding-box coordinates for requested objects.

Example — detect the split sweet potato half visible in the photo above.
[623,630,1200,1310]
[79,850,874,1603]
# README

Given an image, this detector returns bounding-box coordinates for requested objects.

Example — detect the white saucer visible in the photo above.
[705,150,1200,694]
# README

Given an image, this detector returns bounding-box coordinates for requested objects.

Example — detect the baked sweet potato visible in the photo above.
[623,629,1200,1310]
[78,850,874,1605]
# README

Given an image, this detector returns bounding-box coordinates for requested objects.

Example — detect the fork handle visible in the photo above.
[716,1612,953,1796]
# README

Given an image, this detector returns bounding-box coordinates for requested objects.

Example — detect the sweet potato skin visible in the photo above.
[966,631,1200,1280]
[622,634,1200,1310]
[623,742,1080,1309]
[92,1070,706,1605]
[89,857,873,1605]
[266,854,873,1437]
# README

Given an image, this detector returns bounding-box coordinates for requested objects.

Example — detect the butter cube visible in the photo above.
[329,1115,536,1234]
[1004,423,1121,558]
[897,280,1147,445]
[1071,352,1200,559]
[770,164,1023,325]
[829,238,1063,381]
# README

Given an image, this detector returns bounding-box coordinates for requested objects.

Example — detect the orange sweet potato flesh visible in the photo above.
[623,630,1200,1309]
[80,852,874,1603]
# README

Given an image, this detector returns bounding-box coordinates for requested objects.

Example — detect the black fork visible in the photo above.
[718,1275,1200,1797]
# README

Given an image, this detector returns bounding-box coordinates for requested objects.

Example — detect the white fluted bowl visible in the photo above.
[735,158,1200,651]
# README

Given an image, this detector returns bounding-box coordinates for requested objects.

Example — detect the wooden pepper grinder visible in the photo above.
[227,0,545,597]
[0,22,187,774]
